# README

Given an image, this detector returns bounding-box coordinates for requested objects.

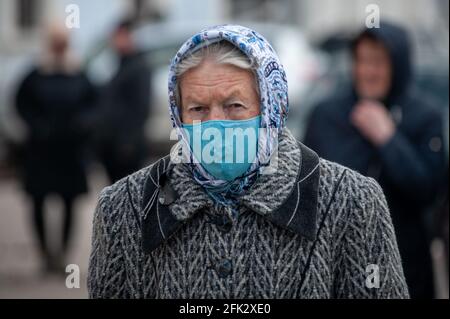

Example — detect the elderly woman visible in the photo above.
[88,25,409,298]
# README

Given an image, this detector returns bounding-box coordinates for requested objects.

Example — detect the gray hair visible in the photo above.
[174,41,259,106]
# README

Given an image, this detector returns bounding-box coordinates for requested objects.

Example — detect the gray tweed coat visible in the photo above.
[87,129,409,299]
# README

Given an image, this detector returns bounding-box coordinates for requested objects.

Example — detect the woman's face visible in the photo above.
[179,60,260,124]
[353,37,392,100]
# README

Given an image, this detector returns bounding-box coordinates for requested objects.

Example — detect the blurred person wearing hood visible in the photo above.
[304,22,446,298]
[15,22,97,273]
[87,25,408,298]
[95,18,151,184]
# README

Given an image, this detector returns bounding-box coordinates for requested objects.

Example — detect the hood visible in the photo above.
[353,21,412,104]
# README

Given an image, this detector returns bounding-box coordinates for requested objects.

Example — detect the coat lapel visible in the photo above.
[141,156,184,254]
[264,142,320,241]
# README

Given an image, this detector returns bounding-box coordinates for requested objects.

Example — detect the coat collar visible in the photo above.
[140,129,320,254]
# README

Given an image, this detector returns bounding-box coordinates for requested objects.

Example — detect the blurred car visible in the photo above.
[84,21,327,156]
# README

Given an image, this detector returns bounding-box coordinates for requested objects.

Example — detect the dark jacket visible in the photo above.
[88,129,409,298]
[304,22,446,298]
[15,67,97,197]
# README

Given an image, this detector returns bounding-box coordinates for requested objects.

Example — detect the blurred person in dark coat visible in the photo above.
[15,22,97,273]
[96,19,151,183]
[304,22,446,298]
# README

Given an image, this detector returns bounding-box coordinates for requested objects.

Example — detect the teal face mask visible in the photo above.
[182,115,260,181]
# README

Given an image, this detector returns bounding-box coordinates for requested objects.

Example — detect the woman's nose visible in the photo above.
[206,106,227,121]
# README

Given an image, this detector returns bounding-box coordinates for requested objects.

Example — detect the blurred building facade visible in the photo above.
[0,0,448,125]
[1,0,448,63]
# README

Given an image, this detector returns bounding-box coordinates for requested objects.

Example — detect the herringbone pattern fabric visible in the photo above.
[88,130,409,299]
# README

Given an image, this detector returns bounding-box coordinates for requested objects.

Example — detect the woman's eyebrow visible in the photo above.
[224,98,244,104]
[183,93,203,103]
[223,90,245,103]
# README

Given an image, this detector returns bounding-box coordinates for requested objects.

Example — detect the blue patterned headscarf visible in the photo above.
[168,25,289,212]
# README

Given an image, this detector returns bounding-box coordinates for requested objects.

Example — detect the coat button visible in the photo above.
[217,259,232,278]
[217,215,232,233]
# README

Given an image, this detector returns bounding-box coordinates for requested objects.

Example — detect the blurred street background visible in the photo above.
[0,0,448,299]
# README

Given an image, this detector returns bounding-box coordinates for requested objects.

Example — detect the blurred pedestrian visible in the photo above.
[15,22,97,274]
[304,21,446,298]
[96,18,151,183]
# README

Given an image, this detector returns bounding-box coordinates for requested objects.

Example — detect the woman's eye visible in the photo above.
[191,106,205,112]
[229,103,244,108]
